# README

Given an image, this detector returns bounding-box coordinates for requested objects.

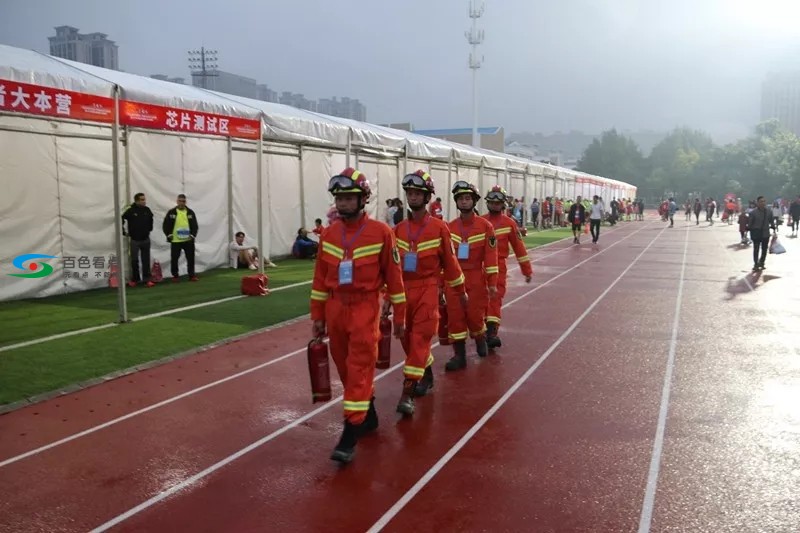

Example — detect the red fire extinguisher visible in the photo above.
[307,337,331,403]
[438,297,450,346]
[376,315,392,369]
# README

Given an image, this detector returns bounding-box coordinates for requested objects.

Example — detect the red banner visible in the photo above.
[0,78,114,123]
[120,100,260,140]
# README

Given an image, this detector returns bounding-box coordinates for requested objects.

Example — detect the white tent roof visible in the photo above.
[0,44,636,190]
[0,44,114,97]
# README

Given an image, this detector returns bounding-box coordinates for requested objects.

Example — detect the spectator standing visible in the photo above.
[162,194,198,282]
[121,192,155,287]
[748,196,775,271]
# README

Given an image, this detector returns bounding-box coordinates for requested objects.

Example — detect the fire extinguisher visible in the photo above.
[307,337,331,403]
[376,315,392,369]
[438,295,450,346]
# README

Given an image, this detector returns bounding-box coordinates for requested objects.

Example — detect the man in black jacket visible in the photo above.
[121,193,155,287]
[568,195,587,244]
[162,194,199,281]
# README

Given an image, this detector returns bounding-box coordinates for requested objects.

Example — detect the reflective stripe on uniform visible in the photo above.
[516,255,531,263]
[426,354,435,367]
[310,289,329,301]
[448,330,468,341]
[343,400,370,412]
[416,237,442,252]
[485,266,500,274]
[322,241,344,259]
[389,292,406,304]
[396,239,410,251]
[495,226,513,235]
[467,233,486,244]
[447,273,465,287]
[403,365,426,378]
[486,315,501,324]
[353,243,383,259]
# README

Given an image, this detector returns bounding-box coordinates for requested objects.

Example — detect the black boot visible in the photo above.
[475,335,488,358]
[330,420,362,463]
[362,397,379,433]
[396,379,416,416]
[414,366,434,397]
[486,322,502,349]
[445,341,467,371]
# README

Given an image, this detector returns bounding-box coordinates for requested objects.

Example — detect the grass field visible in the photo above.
[0,227,572,407]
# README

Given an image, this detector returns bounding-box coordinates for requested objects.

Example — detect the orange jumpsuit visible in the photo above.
[482,213,533,331]
[310,213,406,424]
[395,213,465,380]
[446,214,499,340]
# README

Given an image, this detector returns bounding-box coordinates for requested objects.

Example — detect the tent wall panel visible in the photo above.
[231,150,258,263]
[57,136,115,292]
[302,149,336,231]
[128,133,184,276]
[0,130,61,301]
[182,137,229,270]
[265,153,301,257]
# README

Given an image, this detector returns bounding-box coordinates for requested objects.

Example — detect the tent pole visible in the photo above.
[111,85,128,323]
[346,128,352,167]
[257,124,264,275]
[446,151,453,220]
[298,145,306,230]
[227,137,233,251]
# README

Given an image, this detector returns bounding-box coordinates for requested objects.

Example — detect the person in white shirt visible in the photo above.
[230,231,276,269]
[589,195,605,244]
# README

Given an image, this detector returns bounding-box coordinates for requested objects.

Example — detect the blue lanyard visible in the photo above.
[406,215,430,251]
[341,221,367,259]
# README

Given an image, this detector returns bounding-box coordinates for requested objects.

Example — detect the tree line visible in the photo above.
[575,119,800,204]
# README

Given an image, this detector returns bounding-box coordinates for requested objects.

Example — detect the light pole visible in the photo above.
[188,47,219,90]
[465,0,485,148]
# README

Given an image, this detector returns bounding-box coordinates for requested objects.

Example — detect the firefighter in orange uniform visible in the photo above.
[444,181,499,370]
[482,186,533,348]
[389,170,467,415]
[309,168,407,463]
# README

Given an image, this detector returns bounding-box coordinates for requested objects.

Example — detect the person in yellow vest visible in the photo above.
[162,194,199,282]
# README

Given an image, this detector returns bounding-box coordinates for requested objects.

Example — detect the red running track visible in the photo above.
[0,218,797,533]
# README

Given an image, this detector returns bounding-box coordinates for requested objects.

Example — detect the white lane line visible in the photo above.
[636,222,690,532]
[0,232,581,355]
[0,281,310,354]
[0,227,628,469]
[87,222,655,533]
[367,223,669,533]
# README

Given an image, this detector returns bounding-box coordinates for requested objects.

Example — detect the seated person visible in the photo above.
[293,228,318,259]
[229,231,260,270]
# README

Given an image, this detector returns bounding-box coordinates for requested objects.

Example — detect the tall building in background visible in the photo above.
[761,72,800,136]
[191,70,258,99]
[48,26,119,70]
[256,84,278,103]
[279,92,317,112]
[151,74,185,85]
[317,97,367,121]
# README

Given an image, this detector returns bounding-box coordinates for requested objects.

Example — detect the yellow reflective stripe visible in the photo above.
[495,226,513,235]
[450,233,462,244]
[322,242,344,259]
[467,233,486,244]
[403,365,426,377]
[426,354,435,367]
[389,292,406,304]
[516,255,531,262]
[310,289,329,301]
[343,400,370,411]
[397,239,410,251]
[447,273,465,287]
[353,243,383,259]
[485,266,499,274]
[351,170,362,181]
[449,330,468,341]
[416,238,442,252]
[486,315,501,324]
[470,325,487,336]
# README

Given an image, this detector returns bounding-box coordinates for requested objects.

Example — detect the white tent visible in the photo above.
[0,43,637,314]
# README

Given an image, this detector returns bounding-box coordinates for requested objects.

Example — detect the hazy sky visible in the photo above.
[2,0,799,142]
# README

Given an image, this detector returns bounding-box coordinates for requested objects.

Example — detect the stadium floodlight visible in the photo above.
[465,0,485,148]
[187,47,219,89]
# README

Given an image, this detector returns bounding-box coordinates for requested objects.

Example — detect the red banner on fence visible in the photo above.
[0,78,114,123]
[120,100,260,140]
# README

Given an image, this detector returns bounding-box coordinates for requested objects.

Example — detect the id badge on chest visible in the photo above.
[403,252,418,272]
[457,242,470,260]
[338,259,354,285]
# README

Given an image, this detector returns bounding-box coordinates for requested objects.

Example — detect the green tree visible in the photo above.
[647,128,716,198]
[576,129,646,186]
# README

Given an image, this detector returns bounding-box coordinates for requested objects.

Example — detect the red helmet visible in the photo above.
[485,185,509,204]
[402,170,436,194]
[328,168,372,202]
[451,180,481,202]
